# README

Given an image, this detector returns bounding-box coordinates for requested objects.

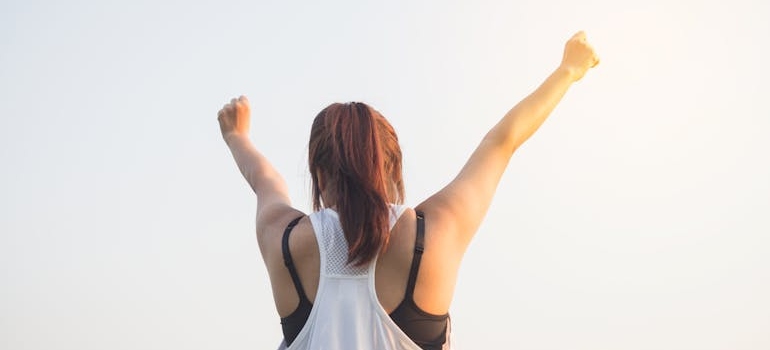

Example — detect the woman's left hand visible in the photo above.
[218,95,251,141]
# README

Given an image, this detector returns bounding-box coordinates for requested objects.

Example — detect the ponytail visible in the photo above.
[309,102,404,266]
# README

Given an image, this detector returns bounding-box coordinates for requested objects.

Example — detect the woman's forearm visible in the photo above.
[485,66,575,155]
[225,134,289,199]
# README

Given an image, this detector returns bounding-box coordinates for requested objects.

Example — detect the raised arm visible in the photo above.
[417,31,600,249]
[218,96,300,236]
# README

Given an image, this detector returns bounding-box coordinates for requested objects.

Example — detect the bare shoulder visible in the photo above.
[257,210,320,315]
[256,203,307,264]
[407,201,466,314]
[387,207,418,256]
[415,194,466,251]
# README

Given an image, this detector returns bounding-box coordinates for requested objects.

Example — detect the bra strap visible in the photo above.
[404,210,425,298]
[282,215,309,302]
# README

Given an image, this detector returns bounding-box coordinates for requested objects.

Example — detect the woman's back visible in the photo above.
[270,207,460,316]
[272,206,452,349]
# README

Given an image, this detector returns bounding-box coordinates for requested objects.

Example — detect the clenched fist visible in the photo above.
[560,31,600,82]
[218,95,251,141]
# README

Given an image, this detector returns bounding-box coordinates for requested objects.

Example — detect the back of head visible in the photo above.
[308,102,404,266]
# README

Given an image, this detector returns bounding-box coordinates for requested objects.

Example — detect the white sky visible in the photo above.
[2,0,769,349]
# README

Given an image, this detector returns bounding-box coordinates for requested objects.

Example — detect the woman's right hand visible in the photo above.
[560,31,600,82]
[218,95,251,142]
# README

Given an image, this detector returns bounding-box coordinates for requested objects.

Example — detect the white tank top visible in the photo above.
[276,205,453,350]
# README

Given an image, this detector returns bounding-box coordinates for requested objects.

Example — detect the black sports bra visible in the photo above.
[279,211,449,349]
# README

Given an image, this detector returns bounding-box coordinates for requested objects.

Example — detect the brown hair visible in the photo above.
[308,102,404,266]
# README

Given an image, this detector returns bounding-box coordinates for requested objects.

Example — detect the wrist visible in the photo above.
[224,132,250,146]
[555,65,578,82]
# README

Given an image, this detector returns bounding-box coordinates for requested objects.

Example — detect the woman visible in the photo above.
[218,31,599,350]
